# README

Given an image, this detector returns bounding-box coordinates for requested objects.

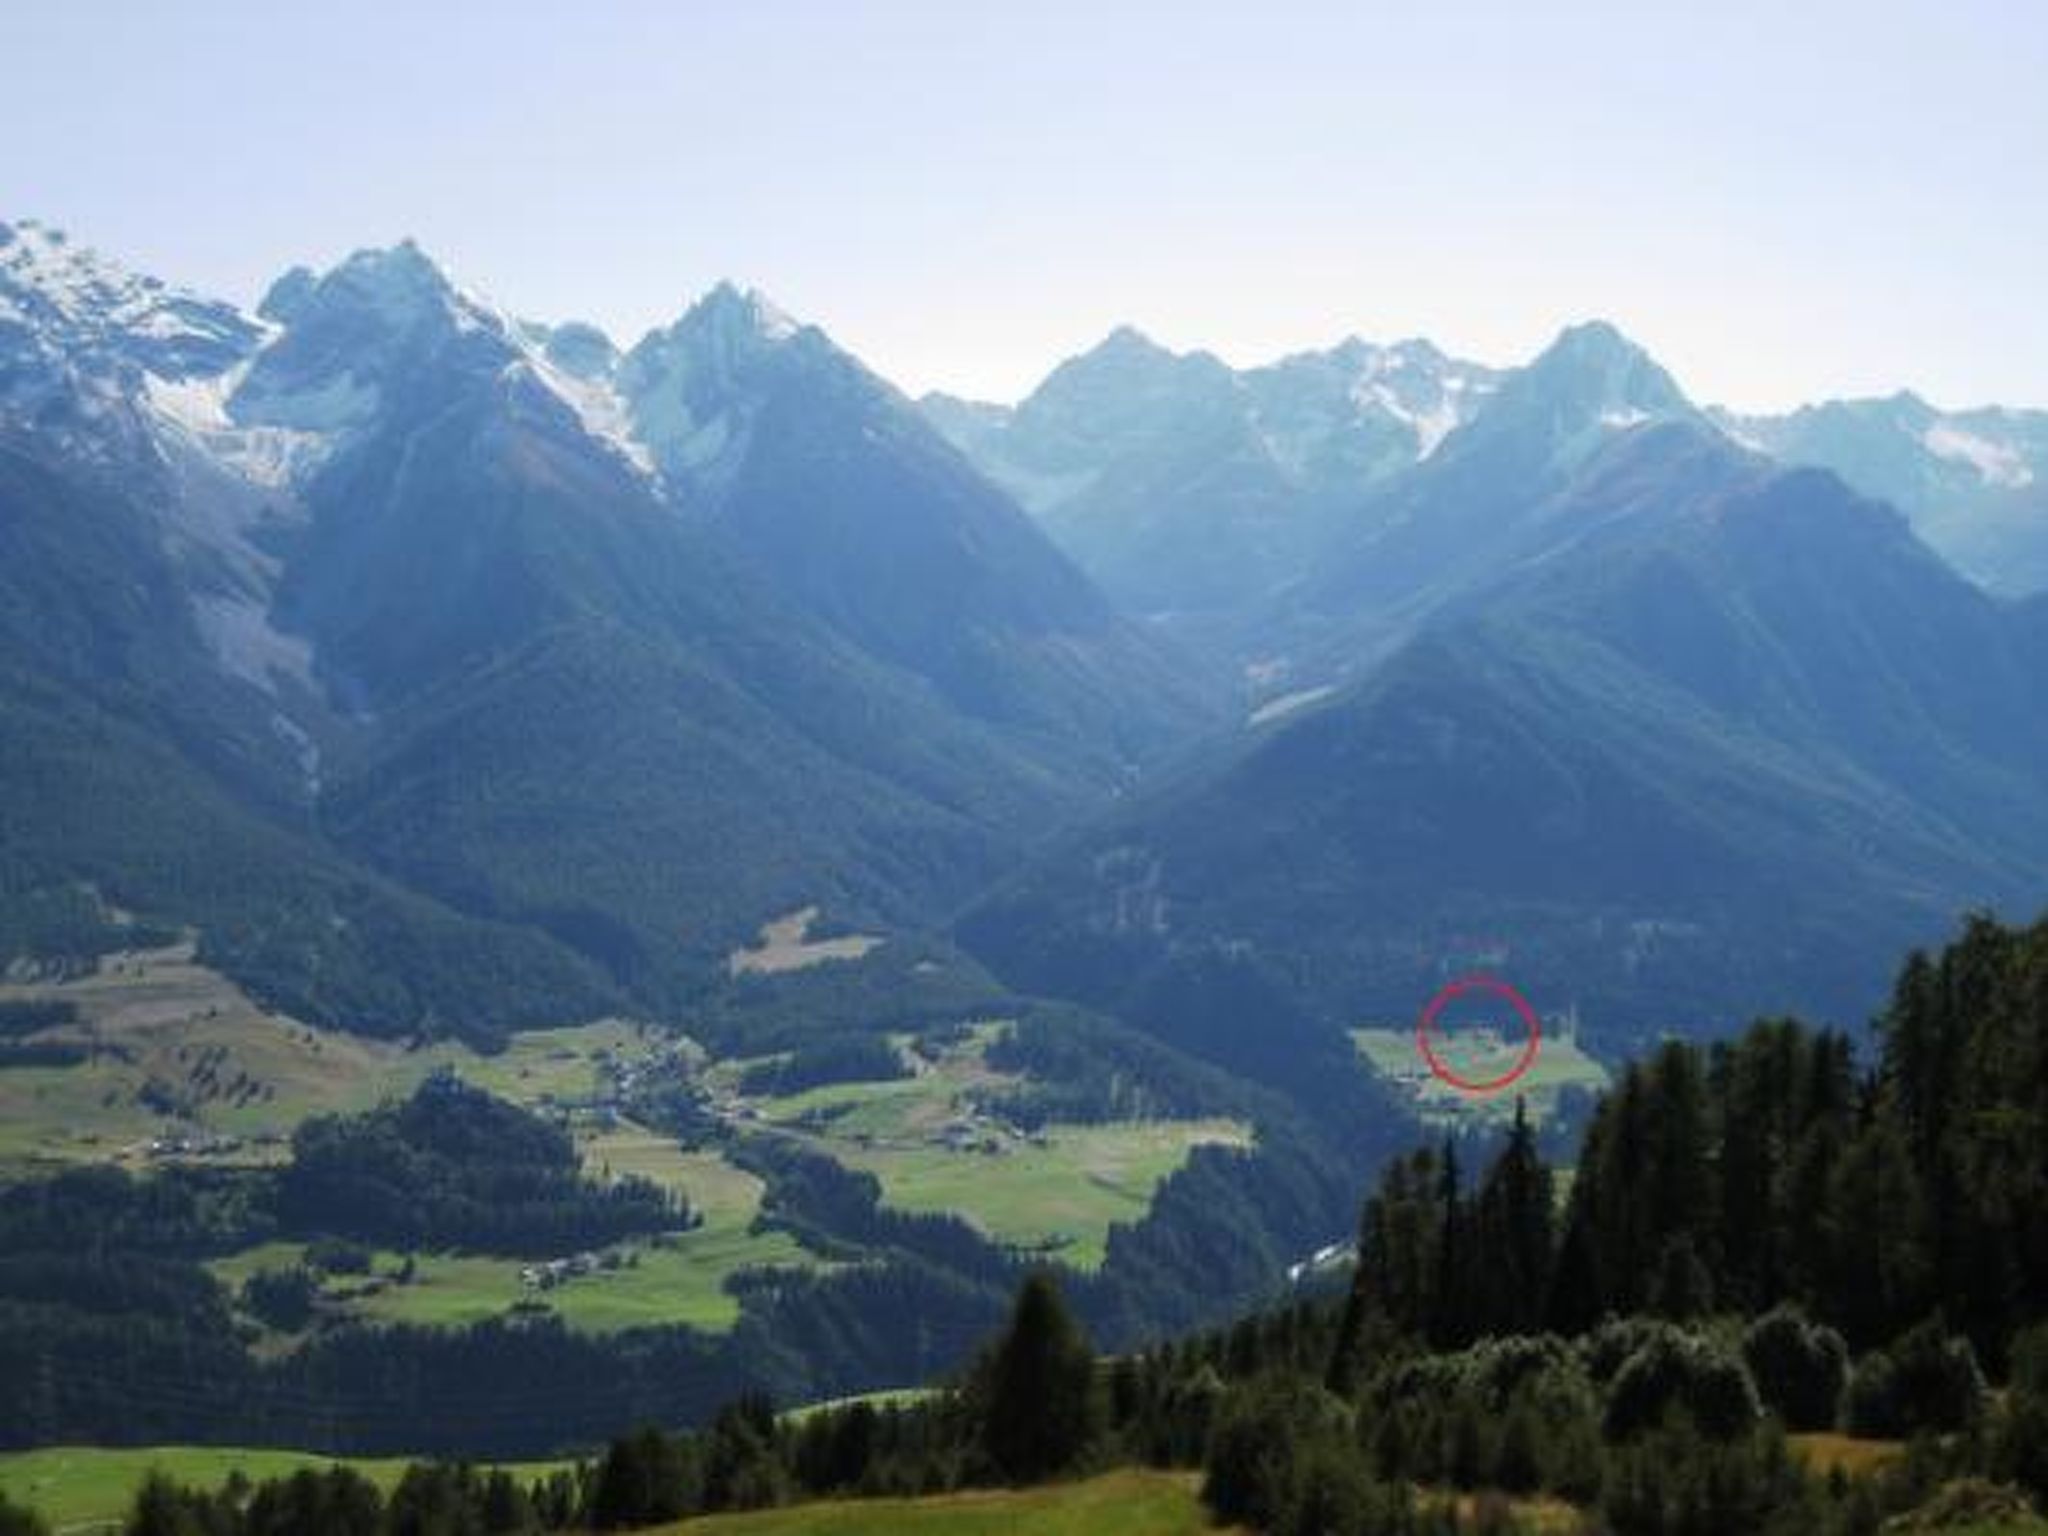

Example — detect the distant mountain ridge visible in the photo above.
[1715,391,2048,595]
[1275,320,1702,672]
[929,318,2048,656]
[924,327,1501,620]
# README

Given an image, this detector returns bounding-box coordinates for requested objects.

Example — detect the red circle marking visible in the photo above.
[1416,975,1543,1096]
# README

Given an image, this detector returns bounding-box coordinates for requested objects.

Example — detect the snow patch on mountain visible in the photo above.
[1247,684,1335,727]
[506,346,654,477]
[1340,343,1497,460]
[145,363,335,486]
[1362,379,1462,459]
[742,288,799,342]
[146,425,319,706]
[616,282,813,494]
[1924,423,2034,489]
[1600,407,1652,431]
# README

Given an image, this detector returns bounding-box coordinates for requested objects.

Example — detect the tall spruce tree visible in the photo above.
[1472,1099,1555,1336]
[982,1272,1098,1483]
[1429,1139,1467,1348]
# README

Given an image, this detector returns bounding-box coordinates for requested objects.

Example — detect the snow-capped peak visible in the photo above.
[227,240,525,441]
[0,218,143,327]
[612,281,836,490]
[0,217,261,381]
[309,240,510,341]
[1505,320,1694,454]
[1525,321,1688,410]
[686,280,803,346]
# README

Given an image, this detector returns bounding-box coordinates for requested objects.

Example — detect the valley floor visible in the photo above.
[3,944,1246,1349]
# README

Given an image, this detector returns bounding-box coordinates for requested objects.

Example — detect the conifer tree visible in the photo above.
[982,1272,1098,1483]
[1473,1099,1554,1336]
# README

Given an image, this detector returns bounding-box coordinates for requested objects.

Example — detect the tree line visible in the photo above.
[99,1259,2048,1536]
[1332,911,2048,1370]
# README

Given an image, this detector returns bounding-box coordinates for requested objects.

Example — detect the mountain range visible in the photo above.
[928,321,2048,660]
[924,328,1501,621]
[0,219,1215,1035]
[4,213,2046,1065]
[960,418,2048,1046]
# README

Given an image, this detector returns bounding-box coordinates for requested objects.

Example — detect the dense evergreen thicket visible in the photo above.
[280,1076,683,1254]
[0,999,75,1037]
[1323,913,2047,1372]
[735,1032,910,1097]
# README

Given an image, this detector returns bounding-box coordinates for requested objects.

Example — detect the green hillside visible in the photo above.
[651,1470,1226,1535]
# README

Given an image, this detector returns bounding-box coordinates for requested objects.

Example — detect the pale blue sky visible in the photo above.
[4,1,2043,410]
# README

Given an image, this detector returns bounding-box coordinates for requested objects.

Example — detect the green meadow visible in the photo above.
[735,1027,1250,1270]
[0,1445,570,1530]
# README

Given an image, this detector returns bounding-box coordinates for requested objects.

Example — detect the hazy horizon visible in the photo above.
[5,0,2045,413]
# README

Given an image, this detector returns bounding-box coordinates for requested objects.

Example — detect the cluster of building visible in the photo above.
[143,1129,271,1159]
[517,1247,629,1290]
[931,1112,1049,1156]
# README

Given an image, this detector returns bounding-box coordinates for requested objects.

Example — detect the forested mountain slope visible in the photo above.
[960,424,2048,1041]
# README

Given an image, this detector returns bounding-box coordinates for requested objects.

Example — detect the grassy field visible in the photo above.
[12,1449,2042,1536]
[1787,1432,1906,1479]
[1784,1440,2048,1534]
[647,1471,1594,1536]
[1352,1025,1610,1126]
[727,906,884,978]
[1436,1491,1583,1533]
[0,1444,571,1529]
[0,944,688,1175]
[432,1019,692,1108]
[0,943,428,1171]
[833,1118,1250,1269]
[0,1461,1216,1535]
[206,1137,815,1337]
[652,1469,1231,1535]
[733,1027,1250,1270]
[6,951,1239,1324]
[10,951,822,1343]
